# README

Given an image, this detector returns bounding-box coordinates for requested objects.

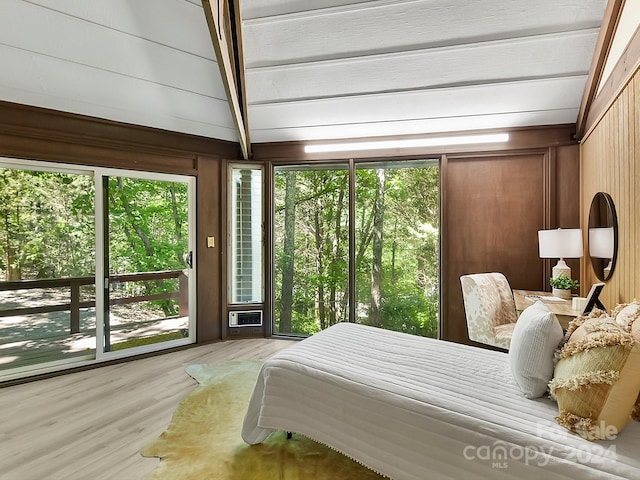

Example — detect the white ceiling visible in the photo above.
[0,0,237,141]
[0,0,608,147]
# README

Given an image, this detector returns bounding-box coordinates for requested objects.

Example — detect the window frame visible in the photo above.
[269,157,441,337]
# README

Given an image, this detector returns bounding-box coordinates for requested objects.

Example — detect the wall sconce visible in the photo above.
[588,192,618,281]
[538,228,583,279]
[589,227,614,278]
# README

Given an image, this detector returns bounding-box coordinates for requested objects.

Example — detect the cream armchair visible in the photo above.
[460,272,518,350]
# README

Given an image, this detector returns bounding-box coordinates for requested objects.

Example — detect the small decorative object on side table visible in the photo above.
[549,275,579,300]
[513,289,581,330]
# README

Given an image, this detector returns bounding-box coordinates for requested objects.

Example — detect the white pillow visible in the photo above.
[509,301,563,398]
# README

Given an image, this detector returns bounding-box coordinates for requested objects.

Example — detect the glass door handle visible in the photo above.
[185,251,193,268]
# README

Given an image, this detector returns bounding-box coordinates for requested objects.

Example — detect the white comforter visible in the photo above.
[242,323,640,480]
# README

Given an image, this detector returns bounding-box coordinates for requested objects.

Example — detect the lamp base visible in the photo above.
[552,259,571,279]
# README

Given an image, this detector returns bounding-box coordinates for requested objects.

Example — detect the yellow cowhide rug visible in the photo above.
[141,360,384,480]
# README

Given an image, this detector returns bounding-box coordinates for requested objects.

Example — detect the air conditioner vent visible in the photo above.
[229,310,263,327]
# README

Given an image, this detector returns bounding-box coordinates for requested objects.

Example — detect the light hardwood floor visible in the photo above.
[0,338,296,480]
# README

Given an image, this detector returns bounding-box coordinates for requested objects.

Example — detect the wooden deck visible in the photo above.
[1,271,189,374]
[0,312,189,372]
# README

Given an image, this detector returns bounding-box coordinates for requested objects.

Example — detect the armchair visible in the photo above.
[460,272,518,349]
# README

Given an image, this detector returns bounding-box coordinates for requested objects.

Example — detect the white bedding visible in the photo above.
[242,323,640,480]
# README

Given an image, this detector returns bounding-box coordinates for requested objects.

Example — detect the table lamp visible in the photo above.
[538,228,583,279]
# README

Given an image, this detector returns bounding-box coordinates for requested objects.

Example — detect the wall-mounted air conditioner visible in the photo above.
[229,310,263,327]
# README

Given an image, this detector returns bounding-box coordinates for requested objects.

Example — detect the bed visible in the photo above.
[241,322,640,480]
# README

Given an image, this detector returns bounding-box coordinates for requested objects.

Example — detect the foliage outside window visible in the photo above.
[273,161,439,337]
[107,177,189,318]
[355,163,439,338]
[0,168,95,281]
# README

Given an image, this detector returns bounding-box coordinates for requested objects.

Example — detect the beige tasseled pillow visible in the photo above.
[613,300,640,331]
[612,301,640,421]
[549,316,640,441]
[632,319,640,422]
[552,308,607,365]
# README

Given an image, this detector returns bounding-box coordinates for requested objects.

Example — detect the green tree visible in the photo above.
[107,177,188,316]
[279,171,297,334]
[0,169,95,281]
[369,168,385,327]
[274,163,439,338]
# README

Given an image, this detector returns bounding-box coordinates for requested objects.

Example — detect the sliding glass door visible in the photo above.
[0,159,196,379]
[273,160,439,337]
[0,162,96,372]
[98,171,195,356]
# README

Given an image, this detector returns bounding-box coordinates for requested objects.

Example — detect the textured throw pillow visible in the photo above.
[549,317,640,440]
[553,308,608,365]
[612,302,640,421]
[633,316,640,422]
[613,301,640,331]
[612,303,640,422]
[509,301,563,399]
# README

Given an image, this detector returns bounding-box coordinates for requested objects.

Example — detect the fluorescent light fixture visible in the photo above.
[304,133,509,153]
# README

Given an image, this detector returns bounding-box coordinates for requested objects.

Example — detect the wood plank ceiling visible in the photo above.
[0,0,238,142]
[0,0,608,148]
[241,0,608,143]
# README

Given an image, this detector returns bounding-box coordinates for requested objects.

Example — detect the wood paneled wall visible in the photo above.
[443,153,544,344]
[580,64,640,307]
[442,145,580,345]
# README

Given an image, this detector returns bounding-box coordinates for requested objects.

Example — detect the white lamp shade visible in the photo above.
[538,229,583,259]
[589,227,614,259]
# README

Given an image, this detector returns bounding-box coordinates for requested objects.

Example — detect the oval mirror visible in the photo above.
[588,192,618,281]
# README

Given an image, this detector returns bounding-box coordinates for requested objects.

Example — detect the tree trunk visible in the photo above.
[3,209,21,281]
[370,169,385,327]
[279,171,296,334]
[116,178,153,257]
[355,207,375,268]
[168,183,184,266]
[391,218,397,282]
[314,204,326,330]
[329,176,346,326]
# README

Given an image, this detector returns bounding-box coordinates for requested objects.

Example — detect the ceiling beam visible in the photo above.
[231,0,250,151]
[575,0,625,140]
[202,0,251,159]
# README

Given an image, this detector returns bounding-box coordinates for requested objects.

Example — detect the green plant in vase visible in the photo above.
[549,275,579,300]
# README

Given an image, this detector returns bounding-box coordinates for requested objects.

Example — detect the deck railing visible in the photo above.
[0,270,188,334]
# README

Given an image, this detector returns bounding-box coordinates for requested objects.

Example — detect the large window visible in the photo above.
[229,166,263,304]
[274,165,349,334]
[355,162,439,337]
[273,160,439,337]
